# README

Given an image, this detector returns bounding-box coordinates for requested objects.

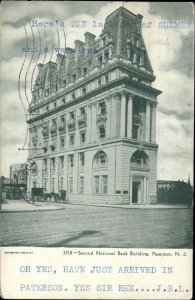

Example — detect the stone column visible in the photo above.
[87,104,92,144]
[129,175,133,204]
[127,94,133,139]
[111,93,118,138]
[146,177,149,203]
[48,158,51,193]
[106,97,111,139]
[73,153,78,194]
[151,103,157,142]
[91,102,97,143]
[145,100,151,142]
[75,109,79,146]
[143,177,147,204]
[120,92,126,138]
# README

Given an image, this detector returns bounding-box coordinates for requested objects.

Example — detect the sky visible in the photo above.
[0,1,194,182]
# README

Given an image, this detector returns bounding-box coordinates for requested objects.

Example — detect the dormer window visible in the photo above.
[83,67,87,75]
[69,134,75,145]
[72,73,77,81]
[98,55,103,65]
[104,50,109,62]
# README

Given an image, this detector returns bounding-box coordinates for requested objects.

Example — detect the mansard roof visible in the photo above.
[32,6,154,96]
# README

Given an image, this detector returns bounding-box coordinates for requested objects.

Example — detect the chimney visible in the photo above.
[74,40,85,63]
[84,32,96,47]
[57,53,65,72]
[65,47,74,68]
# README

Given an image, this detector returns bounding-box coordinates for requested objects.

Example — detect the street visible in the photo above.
[0,204,193,248]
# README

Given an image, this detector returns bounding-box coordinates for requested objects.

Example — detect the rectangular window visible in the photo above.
[82,87,86,95]
[60,137,65,149]
[80,131,86,144]
[105,74,109,84]
[101,175,108,194]
[79,176,84,194]
[72,93,75,100]
[70,111,75,119]
[80,152,85,166]
[99,101,106,114]
[98,78,101,87]
[69,177,73,193]
[99,125,106,139]
[69,155,74,168]
[62,98,65,105]
[94,176,100,194]
[80,107,85,115]
[69,134,75,145]
[60,156,64,169]
[51,158,55,171]
[98,56,103,65]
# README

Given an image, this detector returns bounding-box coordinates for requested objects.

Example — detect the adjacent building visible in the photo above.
[157,180,193,206]
[27,7,162,205]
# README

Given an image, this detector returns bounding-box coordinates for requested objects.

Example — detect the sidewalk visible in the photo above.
[0,200,66,213]
[0,200,190,213]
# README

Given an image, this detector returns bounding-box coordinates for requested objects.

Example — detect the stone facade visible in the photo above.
[27,7,162,205]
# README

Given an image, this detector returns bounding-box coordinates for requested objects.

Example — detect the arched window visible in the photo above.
[93,151,108,169]
[130,150,149,170]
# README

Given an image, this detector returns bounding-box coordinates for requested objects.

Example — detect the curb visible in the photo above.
[0,207,66,213]
[66,202,190,210]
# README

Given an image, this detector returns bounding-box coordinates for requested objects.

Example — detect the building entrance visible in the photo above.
[132,181,142,203]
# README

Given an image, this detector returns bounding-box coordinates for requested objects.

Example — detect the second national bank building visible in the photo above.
[27,7,162,205]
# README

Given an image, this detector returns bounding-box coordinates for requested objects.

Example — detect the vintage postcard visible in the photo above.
[0,1,193,299]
